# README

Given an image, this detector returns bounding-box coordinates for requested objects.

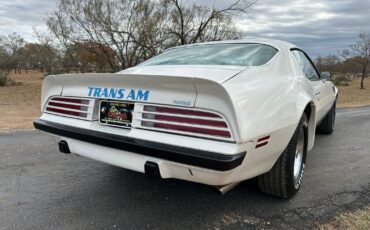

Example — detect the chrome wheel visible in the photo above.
[258,114,308,198]
[293,127,305,189]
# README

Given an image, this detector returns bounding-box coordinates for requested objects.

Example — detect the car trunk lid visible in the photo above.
[58,73,197,107]
[57,66,244,107]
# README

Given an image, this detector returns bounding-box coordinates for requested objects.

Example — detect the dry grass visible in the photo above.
[336,78,370,108]
[0,72,369,130]
[0,70,42,131]
[319,206,370,230]
[334,206,370,230]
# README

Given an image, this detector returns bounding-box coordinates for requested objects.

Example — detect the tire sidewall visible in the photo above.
[286,114,308,196]
[331,101,336,131]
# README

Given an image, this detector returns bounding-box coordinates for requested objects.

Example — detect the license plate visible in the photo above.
[99,101,134,128]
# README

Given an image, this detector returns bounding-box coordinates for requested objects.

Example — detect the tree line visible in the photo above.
[315,33,370,89]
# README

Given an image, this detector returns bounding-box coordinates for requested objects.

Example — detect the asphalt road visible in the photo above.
[1,107,370,229]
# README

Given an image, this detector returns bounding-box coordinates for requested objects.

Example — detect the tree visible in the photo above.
[0,43,12,86]
[46,0,255,71]
[21,43,61,73]
[33,29,62,73]
[47,0,168,71]
[315,54,341,75]
[0,33,26,85]
[340,58,362,80]
[3,33,25,55]
[18,43,41,72]
[167,0,253,45]
[66,42,115,72]
[342,32,370,89]
[1,33,25,73]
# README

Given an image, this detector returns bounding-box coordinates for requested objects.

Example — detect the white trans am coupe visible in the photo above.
[34,38,338,198]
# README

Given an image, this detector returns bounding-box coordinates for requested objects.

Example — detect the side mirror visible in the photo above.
[320,71,332,79]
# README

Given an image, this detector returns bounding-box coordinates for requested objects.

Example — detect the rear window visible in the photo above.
[138,43,278,67]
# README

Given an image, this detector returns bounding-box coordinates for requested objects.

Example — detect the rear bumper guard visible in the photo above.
[33,119,246,171]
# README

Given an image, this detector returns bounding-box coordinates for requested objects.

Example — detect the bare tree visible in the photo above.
[34,29,63,73]
[1,33,25,73]
[0,36,15,85]
[340,58,362,80]
[315,54,341,75]
[342,32,370,89]
[46,10,80,71]
[65,42,114,72]
[167,0,254,45]
[46,0,165,71]
[3,33,25,55]
[46,0,255,71]
[0,40,12,86]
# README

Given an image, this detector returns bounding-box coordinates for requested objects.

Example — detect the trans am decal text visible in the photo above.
[88,87,149,101]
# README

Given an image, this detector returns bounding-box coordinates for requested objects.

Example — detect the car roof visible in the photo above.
[169,37,299,51]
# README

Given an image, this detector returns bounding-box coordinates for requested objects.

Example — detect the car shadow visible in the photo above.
[61,164,294,228]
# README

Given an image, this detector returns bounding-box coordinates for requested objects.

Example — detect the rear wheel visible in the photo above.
[317,101,336,134]
[258,114,308,199]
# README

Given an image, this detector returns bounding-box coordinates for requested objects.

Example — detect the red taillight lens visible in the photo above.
[142,113,227,127]
[141,121,231,138]
[51,97,89,104]
[46,107,87,118]
[45,97,90,119]
[141,105,231,139]
[144,106,221,118]
[48,102,87,111]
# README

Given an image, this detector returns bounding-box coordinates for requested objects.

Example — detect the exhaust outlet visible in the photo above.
[144,161,161,178]
[58,140,71,154]
[215,182,240,195]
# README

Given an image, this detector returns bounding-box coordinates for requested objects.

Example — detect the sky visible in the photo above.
[0,0,369,57]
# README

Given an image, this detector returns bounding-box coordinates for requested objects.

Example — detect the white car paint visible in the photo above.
[35,38,338,187]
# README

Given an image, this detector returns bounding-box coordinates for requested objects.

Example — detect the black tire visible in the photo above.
[258,114,308,199]
[317,101,336,134]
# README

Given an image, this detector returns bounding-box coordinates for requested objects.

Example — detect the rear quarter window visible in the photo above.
[291,50,320,80]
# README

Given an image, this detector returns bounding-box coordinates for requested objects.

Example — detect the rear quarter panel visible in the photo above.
[220,51,318,174]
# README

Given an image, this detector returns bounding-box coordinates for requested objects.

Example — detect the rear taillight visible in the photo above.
[44,97,94,120]
[143,106,221,118]
[138,105,232,140]
[141,113,227,127]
